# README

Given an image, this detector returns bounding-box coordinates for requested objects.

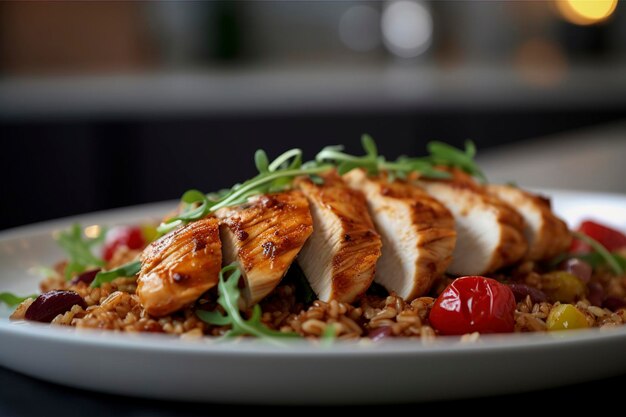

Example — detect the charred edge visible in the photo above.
[193,236,207,251]
[236,230,249,241]
[262,241,277,258]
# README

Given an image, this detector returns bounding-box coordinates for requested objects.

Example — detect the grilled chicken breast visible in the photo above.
[416,170,528,276]
[296,171,382,303]
[215,191,313,306]
[487,184,572,261]
[137,217,222,317]
[343,169,456,299]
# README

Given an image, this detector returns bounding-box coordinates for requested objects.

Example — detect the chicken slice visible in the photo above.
[343,169,456,300]
[295,171,382,303]
[416,170,528,276]
[215,191,313,306]
[486,184,572,261]
[137,217,222,317]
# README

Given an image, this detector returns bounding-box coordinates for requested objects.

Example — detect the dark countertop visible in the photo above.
[0,365,623,416]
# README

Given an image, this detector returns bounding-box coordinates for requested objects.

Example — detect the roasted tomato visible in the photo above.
[429,276,516,335]
[103,226,145,261]
[570,220,626,253]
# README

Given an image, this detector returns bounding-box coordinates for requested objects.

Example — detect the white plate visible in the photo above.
[1,190,625,405]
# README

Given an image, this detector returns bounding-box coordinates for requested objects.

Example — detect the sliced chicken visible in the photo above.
[295,171,382,303]
[215,191,313,306]
[137,217,222,317]
[415,170,528,276]
[343,169,456,299]
[487,184,572,261]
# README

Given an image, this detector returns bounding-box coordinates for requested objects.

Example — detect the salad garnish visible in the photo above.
[56,223,106,280]
[157,149,332,235]
[0,292,36,307]
[571,231,625,275]
[196,264,300,340]
[158,135,483,234]
[91,260,142,288]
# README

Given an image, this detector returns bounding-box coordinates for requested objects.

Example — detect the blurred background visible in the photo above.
[1,0,625,230]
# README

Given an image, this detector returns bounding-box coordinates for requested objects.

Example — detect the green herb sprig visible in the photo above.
[320,323,337,347]
[315,135,484,182]
[196,264,300,341]
[572,231,624,275]
[159,135,486,235]
[572,252,626,273]
[0,292,37,307]
[316,135,381,176]
[91,259,142,288]
[158,149,332,234]
[56,224,106,280]
[427,140,487,183]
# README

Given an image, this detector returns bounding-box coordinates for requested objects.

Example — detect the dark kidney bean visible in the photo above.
[587,282,605,307]
[602,297,626,311]
[507,283,548,304]
[70,269,100,285]
[24,290,87,323]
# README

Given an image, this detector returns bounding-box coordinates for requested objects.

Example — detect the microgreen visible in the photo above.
[196,264,300,341]
[316,135,381,176]
[56,224,106,280]
[158,149,332,234]
[320,323,337,346]
[571,231,625,275]
[0,292,37,307]
[426,140,486,183]
[315,135,485,182]
[159,135,488,234]
[571,252,626,272]
[91,259,142,288]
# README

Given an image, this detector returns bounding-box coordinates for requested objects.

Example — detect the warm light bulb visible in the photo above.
[556,0,618,25]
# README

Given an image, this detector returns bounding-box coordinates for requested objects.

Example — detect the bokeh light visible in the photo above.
[556,0,618,25]
[381,0,433,58]
[514,38,568,87]
[338,5,381,52]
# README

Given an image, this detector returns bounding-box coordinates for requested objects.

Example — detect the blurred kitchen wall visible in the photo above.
[1,1,625,229]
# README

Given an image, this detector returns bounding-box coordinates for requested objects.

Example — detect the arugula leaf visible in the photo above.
[56,224,106,279]
[316,135,485,182]
[316,135,380,176]
[159,136,488,234]
[361,134,378,158]
[91,260,141,288]
[158,149,332,234]
[196,264,300,341]
[0,292,37,307]
[254,150,270,173]
[572,231,624,275]
[427,140,486,183]
[157,190,212,234]
[320,323,337,346]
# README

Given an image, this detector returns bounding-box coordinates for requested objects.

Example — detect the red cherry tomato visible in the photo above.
[570,220,626,253]
[429,276,516,335]
[103,226,145,261]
